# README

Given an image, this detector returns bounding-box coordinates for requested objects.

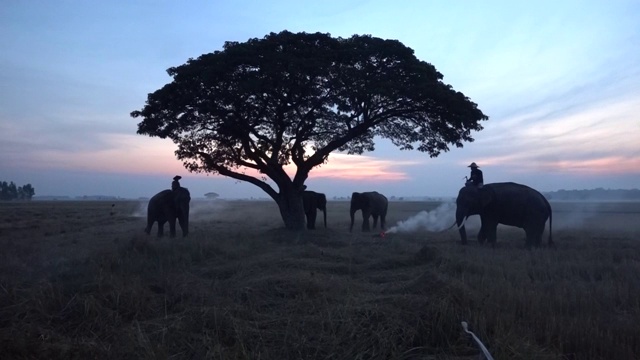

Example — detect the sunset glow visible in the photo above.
[304,154,419,181]
[1,1,638,197]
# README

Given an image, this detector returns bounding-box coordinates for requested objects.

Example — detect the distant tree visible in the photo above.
[204,192,219,199]
[132,31,487,230]
[0,181,35,200]
[21,184,35,200]
[0,181,8,200]
[7,182,17,200]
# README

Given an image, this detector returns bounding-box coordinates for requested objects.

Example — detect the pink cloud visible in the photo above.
[33,134,419,182]
[535,157,640,174]
[470,155,640,175]
[304,153,419,181]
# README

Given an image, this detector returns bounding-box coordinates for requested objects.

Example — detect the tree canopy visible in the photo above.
[131,31,487,229]
[204,192,220,199]
[0,181,35,200]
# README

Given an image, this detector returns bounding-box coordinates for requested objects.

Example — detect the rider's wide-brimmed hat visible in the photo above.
[173,175,182,181]
[468,162,479,168]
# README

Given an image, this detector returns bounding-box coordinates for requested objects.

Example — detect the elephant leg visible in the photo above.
[168,218,177,238]
[534,221,546,247]
[535,228,544,247]
[307,209,317,230]
[362,212,371,232]
[178,217,189,237]
[157,220,166,237]
[380,215,386,230]
[525,226,543,248]
[372,214,379,229]
[524,231,534,249]
[477,215,488,244]
[525,230,537,248]
[486,224,498,244]
[523,216,544,248]
[477,224,487,244]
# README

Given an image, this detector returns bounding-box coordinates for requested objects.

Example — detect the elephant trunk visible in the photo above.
[179,215,189,237]
[456,208,468,245]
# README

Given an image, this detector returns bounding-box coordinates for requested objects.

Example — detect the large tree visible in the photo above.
[131,31,487,230]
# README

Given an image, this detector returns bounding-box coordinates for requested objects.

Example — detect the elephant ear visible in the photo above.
[480,187,494,207]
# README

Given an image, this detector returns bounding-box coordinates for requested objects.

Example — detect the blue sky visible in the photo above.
[1,0,639,199]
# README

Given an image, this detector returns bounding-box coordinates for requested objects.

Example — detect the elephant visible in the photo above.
[455,182,552,248]
[145,187,191,237]
[302,190,327,229]
[350,191,388,232]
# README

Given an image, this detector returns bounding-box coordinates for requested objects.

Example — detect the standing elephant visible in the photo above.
[350,191,388,232]
[145,187,191,237]
[302,190,327,229]
[455,182,552,248]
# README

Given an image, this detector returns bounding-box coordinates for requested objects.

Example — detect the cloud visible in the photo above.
[308,153,421,181]
[533,157,640,175]
[3,129,419,184]
[41,135,186,175]
[469,88,640,176]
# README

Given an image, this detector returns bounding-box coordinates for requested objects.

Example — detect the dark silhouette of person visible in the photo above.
[467,162,483,187]
[172,175,182,191]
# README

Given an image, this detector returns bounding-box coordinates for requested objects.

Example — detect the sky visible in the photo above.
[1,0,639,199]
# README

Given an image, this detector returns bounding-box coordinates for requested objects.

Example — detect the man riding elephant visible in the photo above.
[455,182,552,248]
[466,162,483,187]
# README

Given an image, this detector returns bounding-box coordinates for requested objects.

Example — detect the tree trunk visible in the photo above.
[277,191,306,230]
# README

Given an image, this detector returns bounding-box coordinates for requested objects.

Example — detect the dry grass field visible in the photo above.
[1,199,639,359]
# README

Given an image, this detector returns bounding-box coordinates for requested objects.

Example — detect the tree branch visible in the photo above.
[198,152,279,199]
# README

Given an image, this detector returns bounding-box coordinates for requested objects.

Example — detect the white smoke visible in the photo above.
[132,201,148,217]
[189,199,228,220]
[386,202,457,234]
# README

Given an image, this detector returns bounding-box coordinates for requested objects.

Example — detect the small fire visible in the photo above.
[380,231,386,238]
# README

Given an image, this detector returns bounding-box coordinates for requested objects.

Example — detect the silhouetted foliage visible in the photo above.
[0,181,35,200]
[132,31,488,229]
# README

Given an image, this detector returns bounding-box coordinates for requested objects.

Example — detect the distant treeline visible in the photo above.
[35,195,123,201]
[0,181,35,200]
[544,188,640,201]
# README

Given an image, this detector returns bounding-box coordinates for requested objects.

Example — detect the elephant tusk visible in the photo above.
[457,216,468,230]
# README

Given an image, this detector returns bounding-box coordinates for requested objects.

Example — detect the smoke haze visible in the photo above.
[386,202,459,234]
